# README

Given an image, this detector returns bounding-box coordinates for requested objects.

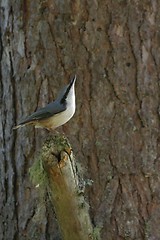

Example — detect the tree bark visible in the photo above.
[1,1,160,239]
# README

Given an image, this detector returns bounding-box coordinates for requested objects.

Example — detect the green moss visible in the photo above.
[29,154,49,230]
[144,220,151,239]
[41,135,71,160]
[45,135,70,149]
[92,226,102,240]
[29,155,48,192]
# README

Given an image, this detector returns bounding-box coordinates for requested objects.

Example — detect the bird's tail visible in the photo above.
[12,123,25,130]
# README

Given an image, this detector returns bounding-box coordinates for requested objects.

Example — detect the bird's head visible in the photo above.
[57,75,76,104]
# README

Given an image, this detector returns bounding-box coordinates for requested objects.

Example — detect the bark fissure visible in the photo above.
[9,50,19,237]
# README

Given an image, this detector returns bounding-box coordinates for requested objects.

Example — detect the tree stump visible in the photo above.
[30,135,96,240]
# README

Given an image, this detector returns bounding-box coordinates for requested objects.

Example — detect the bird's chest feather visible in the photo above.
[38,102,75,130]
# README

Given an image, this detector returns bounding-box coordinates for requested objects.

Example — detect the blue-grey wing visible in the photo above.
[19,101,66,125]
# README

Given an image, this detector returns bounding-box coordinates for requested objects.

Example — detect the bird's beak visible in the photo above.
[69,75,76,87]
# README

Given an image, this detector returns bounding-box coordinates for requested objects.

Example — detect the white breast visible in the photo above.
[49,101,75,129]
[37,85,76,130]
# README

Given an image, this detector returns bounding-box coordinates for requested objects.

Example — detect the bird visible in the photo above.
[13,75,76,131]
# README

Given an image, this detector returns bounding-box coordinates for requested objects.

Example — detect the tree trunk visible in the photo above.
[1,1,160,239]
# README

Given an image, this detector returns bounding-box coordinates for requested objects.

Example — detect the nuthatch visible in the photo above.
[13,75,76,131]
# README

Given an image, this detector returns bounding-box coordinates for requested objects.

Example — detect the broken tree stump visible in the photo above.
[30,135,94,240]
